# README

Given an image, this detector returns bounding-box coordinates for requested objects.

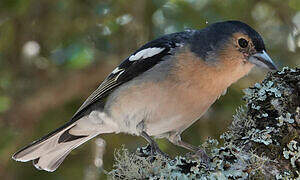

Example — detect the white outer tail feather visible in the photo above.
[12,126,71,162]
[12,113,117,172]
[33,132,99,172]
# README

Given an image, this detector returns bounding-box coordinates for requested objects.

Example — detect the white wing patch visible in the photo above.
[129,47,165,61]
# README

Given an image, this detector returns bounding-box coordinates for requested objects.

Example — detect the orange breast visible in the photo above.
[107,48,254,136]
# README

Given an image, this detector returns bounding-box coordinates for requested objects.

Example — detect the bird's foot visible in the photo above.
[186,148,211,169]
[137,144,170,162]
[139,131,170,161]
[149,143,170,158]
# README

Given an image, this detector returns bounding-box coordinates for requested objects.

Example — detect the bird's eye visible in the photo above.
[238,38,248,48]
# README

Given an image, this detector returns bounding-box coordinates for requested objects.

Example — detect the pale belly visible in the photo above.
[104,80,220,137]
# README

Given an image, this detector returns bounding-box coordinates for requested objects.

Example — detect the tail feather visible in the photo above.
[13,123,99,172]
[32,134,98,172]
[12,126,71,162]
[32,151,69,172]
[12,112,116,171]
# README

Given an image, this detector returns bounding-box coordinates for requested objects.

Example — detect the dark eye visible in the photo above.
[238,38,248,48]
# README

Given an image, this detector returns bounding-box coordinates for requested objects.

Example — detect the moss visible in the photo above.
[109,67,300,179]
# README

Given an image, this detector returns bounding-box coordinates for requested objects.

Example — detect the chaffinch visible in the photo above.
[12,20,277,172]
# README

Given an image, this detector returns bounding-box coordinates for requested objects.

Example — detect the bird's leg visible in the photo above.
[140,131,169,158]
[168,133,210,164]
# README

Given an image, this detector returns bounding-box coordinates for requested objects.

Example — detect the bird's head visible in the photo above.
[206,21,278,71]
[190,21,278,72]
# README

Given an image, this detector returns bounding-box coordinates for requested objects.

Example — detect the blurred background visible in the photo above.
[0,0,299,179]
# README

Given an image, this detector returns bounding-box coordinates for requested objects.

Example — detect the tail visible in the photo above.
[12,113,116,172]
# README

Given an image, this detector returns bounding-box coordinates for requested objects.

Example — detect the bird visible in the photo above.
[12,20,278,172]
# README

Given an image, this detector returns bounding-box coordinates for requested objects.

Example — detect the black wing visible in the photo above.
[71,31,192,121]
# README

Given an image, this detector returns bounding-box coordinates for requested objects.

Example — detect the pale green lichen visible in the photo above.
[109,67,300,179]
[283,140,300,168]
[278,113,294,124]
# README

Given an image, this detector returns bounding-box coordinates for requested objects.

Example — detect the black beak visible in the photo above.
[249,50,278,71]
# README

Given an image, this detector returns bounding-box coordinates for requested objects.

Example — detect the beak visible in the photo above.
[248,50,278,71]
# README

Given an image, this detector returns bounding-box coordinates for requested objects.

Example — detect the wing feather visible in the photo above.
[72,73,123,118]
[71,31,192,121]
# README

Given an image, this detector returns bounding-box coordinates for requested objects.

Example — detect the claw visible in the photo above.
[136,144,170,163]
[186,148,211,169]
[140,131,170,161]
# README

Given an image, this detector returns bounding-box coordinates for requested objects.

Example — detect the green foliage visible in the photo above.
[0,96,11,113]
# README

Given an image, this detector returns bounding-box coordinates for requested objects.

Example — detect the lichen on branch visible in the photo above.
[108,67,300,180]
